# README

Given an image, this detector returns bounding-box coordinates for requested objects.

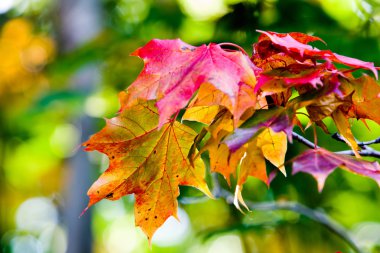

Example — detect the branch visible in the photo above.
[209,179,363,253]
[336,149,380,158]
[293,132,380,158]
[245,201,363,253]
[332,133,380,147]
[292,132,319,149]
[360,137,380,146]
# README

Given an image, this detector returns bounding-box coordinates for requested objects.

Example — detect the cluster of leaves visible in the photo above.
[83,30,380,240]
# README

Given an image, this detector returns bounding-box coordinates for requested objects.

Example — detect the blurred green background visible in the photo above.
[1,0,380,252]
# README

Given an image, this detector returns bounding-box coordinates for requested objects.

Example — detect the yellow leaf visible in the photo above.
[182,105,219,125]
[190,82,256,127]
[201,111,244,183]
[256,127,287,175]
[332,109,360,158]
[239,139,268,186]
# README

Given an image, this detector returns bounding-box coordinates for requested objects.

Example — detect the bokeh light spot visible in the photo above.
[16,197,58,234]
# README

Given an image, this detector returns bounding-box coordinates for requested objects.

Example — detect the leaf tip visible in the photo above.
[278,165,287,177]
[233,185,250,213]
[79,206,89,218]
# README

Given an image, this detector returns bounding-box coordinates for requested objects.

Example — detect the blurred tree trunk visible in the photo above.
[56,0,103,252]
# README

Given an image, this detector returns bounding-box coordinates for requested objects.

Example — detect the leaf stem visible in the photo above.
[218,43,249,56]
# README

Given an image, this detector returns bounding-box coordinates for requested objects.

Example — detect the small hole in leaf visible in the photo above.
[154,150,157,154]
[106,192,114,198]
[145,218,148,221]
[111,156,115,159]
[148,208,151,211]
[154,216,157,219]
[176,175,179,178]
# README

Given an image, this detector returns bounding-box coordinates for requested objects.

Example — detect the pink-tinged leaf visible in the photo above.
[255,63,329,92]
[333,53,378,79]
[292,148,380,191]
[257,31,325,45]
[225,107,294,151]
[125,39,256,126]
[225,126,261,152]
[257,30,316,57]
[256,30,378,78]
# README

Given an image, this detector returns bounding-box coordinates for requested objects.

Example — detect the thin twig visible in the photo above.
[209,183,363,253]
[331,133,380,158]
[336,149,380,158]
[333,133,380,147]
[245,201,363,253]
[360,137,380,146]
[294,132,380,158]
[292,132,319,149]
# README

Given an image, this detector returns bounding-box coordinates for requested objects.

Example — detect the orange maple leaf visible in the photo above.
[83,92,211,240]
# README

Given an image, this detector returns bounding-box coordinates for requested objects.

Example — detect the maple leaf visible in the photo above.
[256,127,287,175]
[233,138,268,212]
[331,109,360,157]
[292,148,380,191]
[305,92,345,122]
[340,75,380,125]
[255,63,327,92]
[199,111,245,183]
[83,93,211,240]
[225,126,288,175]
[185,82,257,127]
[256,30,378,78]
[182,105,219,125]
[124,39,256,127]
[239,139,268,186]
[82,31,380,243]
[225,107,294,152]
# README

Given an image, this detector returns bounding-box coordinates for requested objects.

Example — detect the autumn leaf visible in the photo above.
[292,148,380,191]
[182,105,219,125]
[257,127,287,175]
[225,125,287,175]
[256,63,327,93]
[200,111,245,183]
[331,109,360,157]
[82,30,380,242]
[232,129,285,211]
[83,93,211,240]
[225,107,294,152]
[185,82,257,127]
[233,138,268,212]
[124,39,256,127]
[256,30,378,78]
[238,139,268,187]
[306,93,345,122]
[340,75,380,125]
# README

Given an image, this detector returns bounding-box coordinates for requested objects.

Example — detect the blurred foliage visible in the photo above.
[0,0,380,253]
